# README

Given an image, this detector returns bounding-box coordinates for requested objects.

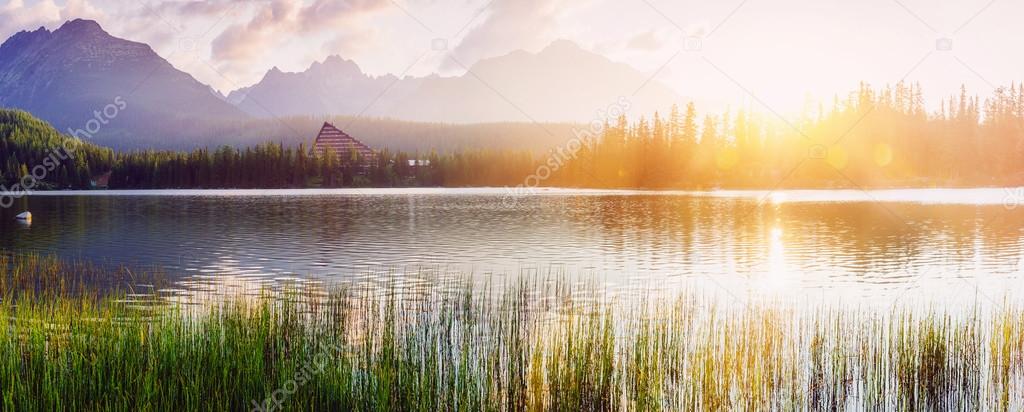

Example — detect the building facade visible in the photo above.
[312,122,377,165]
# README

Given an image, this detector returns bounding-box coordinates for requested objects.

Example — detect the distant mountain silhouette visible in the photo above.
[0,20,682,149]
[0,19,246,148]
[226,55,424,118]
[230,40,683,123]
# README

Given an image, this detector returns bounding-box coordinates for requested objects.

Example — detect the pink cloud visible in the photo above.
[210,0,388,62]
[0,0,111,44]
[446,0,574,70]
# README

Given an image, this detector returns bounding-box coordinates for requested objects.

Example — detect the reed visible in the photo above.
[1,253,1022,411]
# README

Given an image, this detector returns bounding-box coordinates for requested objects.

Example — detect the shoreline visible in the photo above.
[8,186,1022,207]
[1,252,1022,410]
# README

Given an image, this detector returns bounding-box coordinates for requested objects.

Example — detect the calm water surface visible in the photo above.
[2,188,1022,307]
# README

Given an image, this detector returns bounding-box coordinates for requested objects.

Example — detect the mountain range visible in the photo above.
[230,40,681,124]
[0,19,246,148]
[0,19,683,149]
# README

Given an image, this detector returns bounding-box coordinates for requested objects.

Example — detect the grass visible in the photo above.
[0,253,1023,411]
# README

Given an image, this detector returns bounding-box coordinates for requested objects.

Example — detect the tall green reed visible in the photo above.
[0,253,1022,411]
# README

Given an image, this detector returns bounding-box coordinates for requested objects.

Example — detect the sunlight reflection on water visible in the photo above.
[2,187,1022,309]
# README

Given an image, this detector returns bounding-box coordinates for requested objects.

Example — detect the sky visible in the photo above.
[1,0,1021,115]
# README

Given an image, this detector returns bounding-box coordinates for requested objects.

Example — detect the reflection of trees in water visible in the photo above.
[3,194,1024,299]
[562,195,1024,281]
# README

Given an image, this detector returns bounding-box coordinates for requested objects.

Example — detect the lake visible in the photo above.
[2,187,1022,307]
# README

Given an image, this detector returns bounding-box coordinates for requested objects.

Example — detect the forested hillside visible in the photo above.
[199,116,581,154]
[0,109,539,190]
[4,82,1024,192]
[0,110,113,189]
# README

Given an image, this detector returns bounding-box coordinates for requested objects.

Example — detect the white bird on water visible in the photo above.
[15,211,31,222]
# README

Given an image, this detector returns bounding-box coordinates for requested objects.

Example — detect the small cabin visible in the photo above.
[90,171,111,189]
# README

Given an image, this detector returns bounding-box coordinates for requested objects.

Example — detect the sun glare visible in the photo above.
[874,143,894,167]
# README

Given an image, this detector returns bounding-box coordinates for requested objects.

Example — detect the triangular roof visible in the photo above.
[312,122,375,160]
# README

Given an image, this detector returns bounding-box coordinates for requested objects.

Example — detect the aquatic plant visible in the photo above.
[0,253,1022,411]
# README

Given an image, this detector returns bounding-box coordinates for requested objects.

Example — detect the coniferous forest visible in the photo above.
[2,82,1024,191]
[548,82,1024,189]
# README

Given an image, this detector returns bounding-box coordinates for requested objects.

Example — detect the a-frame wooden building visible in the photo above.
[312,122,377,165]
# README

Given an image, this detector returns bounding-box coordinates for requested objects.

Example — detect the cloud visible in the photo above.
[164,0,243,18]
[297,0,389,28]
[0,0,59,40]
[446,0,571,68]
[210,0,389,62]
[322,26,380,58]
[626,30,661,51]
[0,0,108,42]
[58,0,104,22]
